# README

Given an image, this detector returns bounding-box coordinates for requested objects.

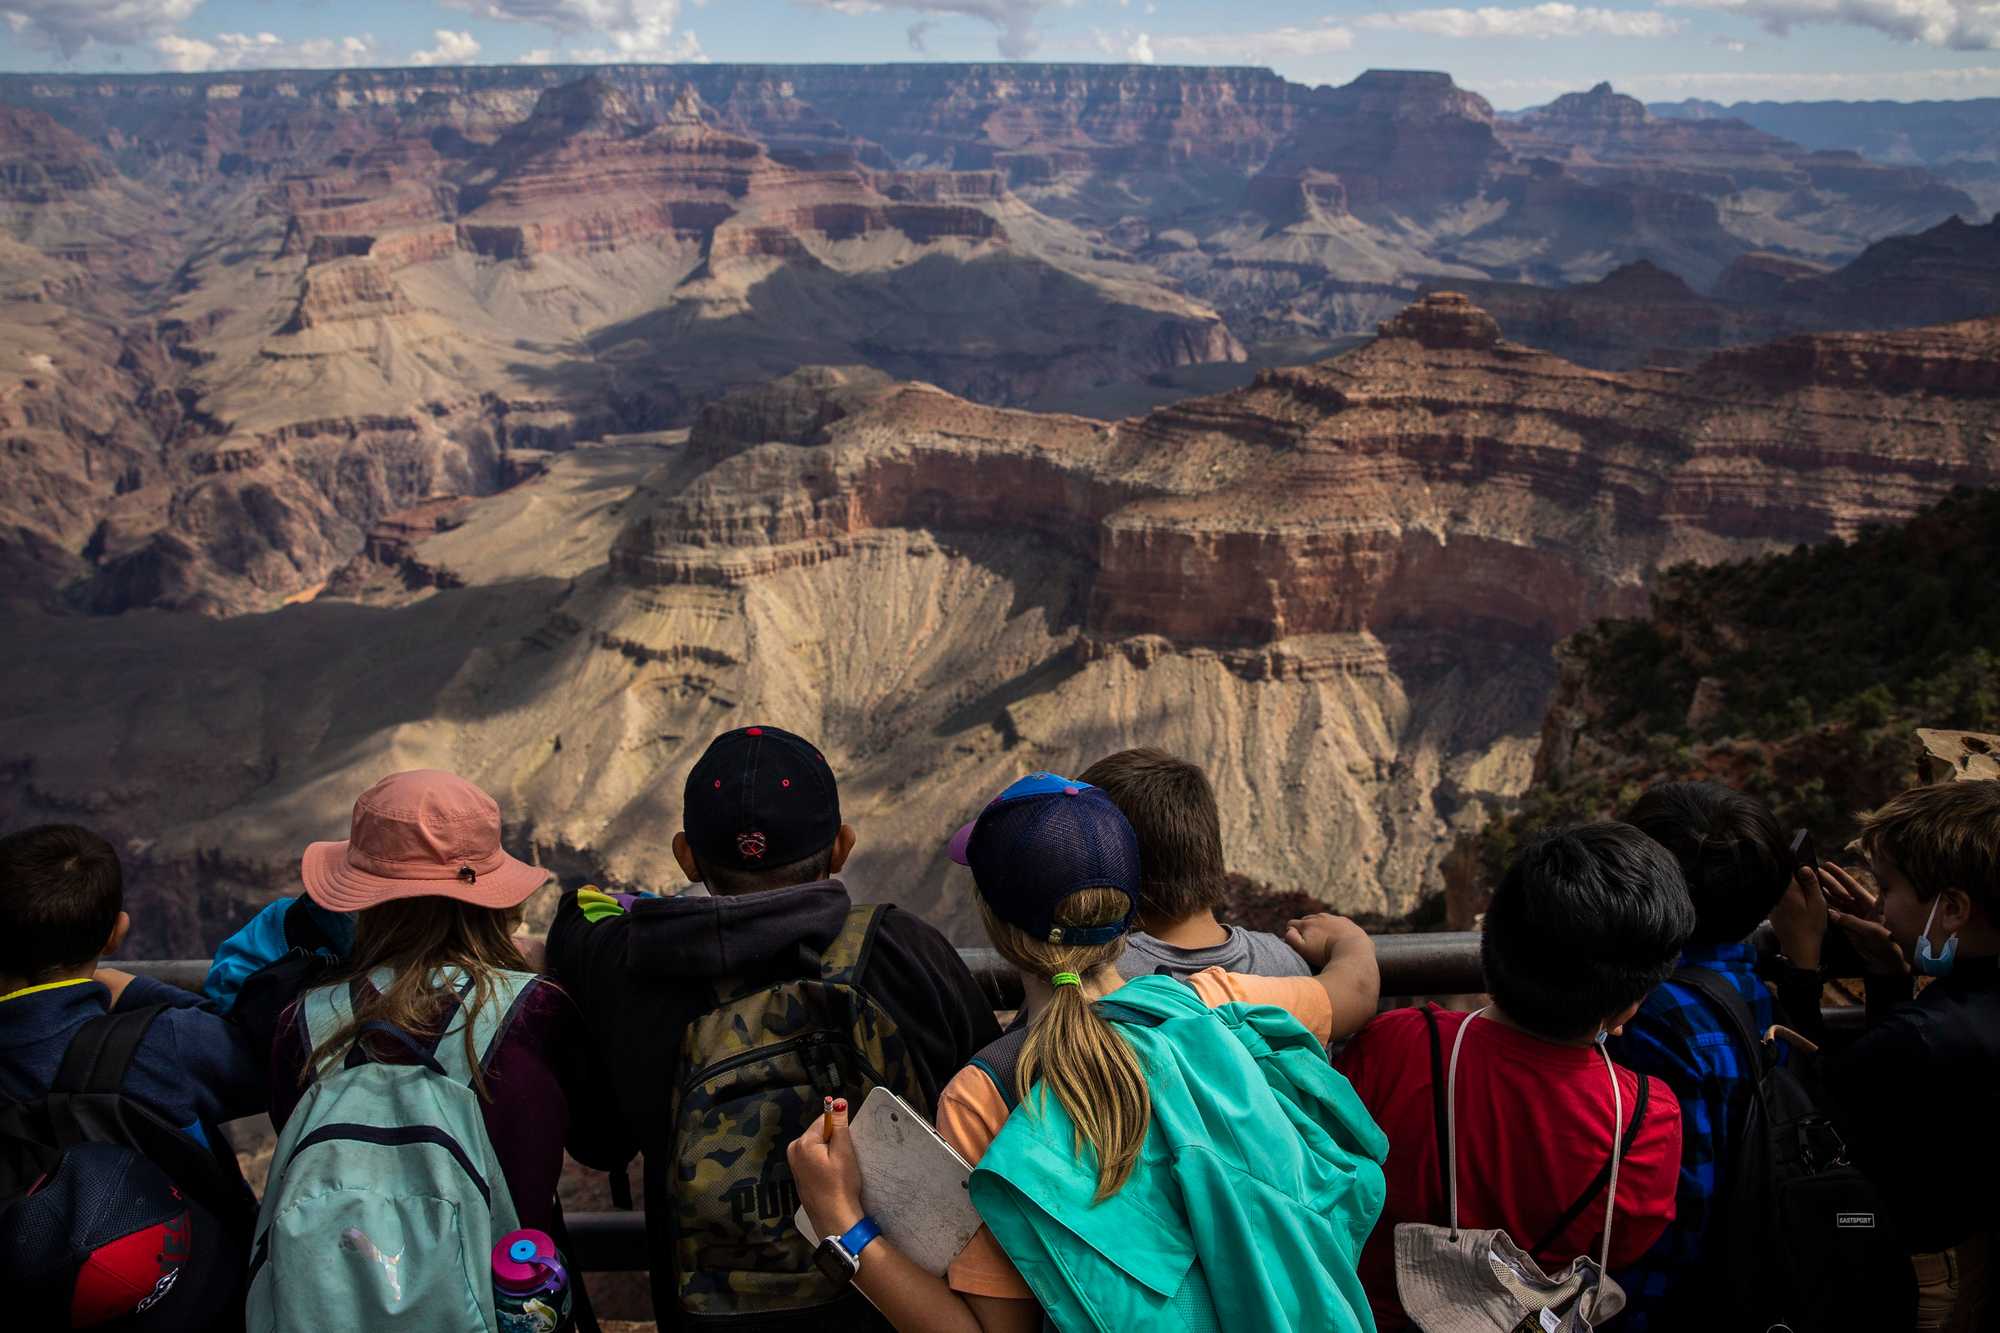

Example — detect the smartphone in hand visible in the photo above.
[1789,828,1820,882]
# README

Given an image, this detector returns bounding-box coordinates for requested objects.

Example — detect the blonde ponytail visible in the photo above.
[979,887,1152,1200]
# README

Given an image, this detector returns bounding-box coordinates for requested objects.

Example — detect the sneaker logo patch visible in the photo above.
[736,831,768,860]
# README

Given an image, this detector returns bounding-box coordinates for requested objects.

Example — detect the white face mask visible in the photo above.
[1915,894,1960,978]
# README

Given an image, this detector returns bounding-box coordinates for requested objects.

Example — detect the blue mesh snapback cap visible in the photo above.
[946,772,1141,945]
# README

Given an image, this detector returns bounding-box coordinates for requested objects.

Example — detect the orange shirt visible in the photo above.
[937,966,1336,1300]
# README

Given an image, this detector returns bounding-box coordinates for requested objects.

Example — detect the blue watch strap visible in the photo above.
[838,1216,882,1261]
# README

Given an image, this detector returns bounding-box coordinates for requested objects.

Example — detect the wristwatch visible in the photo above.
[812,1216,882,1286]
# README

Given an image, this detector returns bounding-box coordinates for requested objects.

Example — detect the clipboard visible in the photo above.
[794,1085,985,1277]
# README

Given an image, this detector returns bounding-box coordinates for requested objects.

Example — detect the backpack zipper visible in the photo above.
[680,1032,889,1099]
[282,1121,492,1206]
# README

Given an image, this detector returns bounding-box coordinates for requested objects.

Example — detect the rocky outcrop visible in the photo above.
[1701,317,2000,395]
[1426,261,1789,368]
[1431,211,2000,369]
[1374,290,1501,348]
[1734,213,2000,330]
[615,295,2000,657]
[0,105,119,200]
[1253,71,1507,214]
[1500,82,1978,270]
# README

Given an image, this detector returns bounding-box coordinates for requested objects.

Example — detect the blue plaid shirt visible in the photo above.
[1604,940,1776,1329]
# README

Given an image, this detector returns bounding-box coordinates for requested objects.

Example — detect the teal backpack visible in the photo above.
[969,974,1388,1333]
[246,967,537,1332]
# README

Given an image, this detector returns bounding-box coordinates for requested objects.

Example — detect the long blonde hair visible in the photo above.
[304,895,529,1100]
[979,887,1151,1199]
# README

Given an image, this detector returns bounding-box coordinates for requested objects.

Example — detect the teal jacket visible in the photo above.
[968,974,1388,1332]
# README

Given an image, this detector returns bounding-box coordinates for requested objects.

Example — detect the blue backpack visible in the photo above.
[246,968,536,1332]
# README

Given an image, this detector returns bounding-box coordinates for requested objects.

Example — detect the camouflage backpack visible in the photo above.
[668,903,922,1324]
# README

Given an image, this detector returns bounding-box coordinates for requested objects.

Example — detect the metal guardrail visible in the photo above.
[122,935,1862,1274]
[122,932,1492,1010]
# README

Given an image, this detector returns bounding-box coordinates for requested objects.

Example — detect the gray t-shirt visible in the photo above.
[1114,925,1312,981]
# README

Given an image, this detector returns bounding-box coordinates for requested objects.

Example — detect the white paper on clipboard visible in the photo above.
[794,1085,985,1278]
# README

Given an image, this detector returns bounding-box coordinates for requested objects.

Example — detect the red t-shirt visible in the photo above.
[1334,1006,1682,1330]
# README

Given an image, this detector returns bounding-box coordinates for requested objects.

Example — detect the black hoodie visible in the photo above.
[548,878,999,1327]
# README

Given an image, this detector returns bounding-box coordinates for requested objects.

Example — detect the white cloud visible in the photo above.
[440,0,692,57]
[1089,24,1158,59]
[796,0,1059,59]
[411,28,482,65]
[152,30,378,72]
[1661,0,2000,49]
[1145,22,1356,61]
[2,0,201,58]
[520,47,558,62]
[1362,3,1680,38]
[907,17,938,49]
[565,27,704,60]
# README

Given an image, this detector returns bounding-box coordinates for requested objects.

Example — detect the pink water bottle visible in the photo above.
[493,1229,572,1333]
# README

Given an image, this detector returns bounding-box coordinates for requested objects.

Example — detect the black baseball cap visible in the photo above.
[947,773,1140,945]
[683,726,842,873]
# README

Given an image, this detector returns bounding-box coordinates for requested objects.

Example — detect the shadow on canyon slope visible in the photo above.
[0,574,580,954]
[506,251,1235,418]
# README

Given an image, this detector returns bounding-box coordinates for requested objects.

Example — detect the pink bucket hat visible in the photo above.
[302,770,550,913]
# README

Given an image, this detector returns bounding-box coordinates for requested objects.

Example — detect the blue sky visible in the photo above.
[5,0,2000,107]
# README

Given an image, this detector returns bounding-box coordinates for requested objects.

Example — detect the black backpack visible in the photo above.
[1671,968,1915,1332]
[0,1005,256,1331]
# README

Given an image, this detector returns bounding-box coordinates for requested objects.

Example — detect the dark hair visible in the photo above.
[702,844,834,897]
[1860,779,2000,912]
[0,824,125,981]
[1482,823,1696,1042]
[1625,782,1789,948]
[1078,748,1226,923]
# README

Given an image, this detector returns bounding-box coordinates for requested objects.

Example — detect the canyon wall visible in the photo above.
[8,295,2000,948]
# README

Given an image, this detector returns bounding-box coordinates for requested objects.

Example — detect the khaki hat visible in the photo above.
[302,770,549,913]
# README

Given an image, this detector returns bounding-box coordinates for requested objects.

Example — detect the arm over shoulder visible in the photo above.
[1186,967,1335,1045]
[140,996,269,1127]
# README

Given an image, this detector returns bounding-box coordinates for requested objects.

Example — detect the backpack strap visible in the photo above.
[1526,1071,1652,1257]
[1419,1004,1450,1220]
[966,988,1172,1112]
[1671,967,1770,1075]
[52,1006,163,1096]
[302,978,355,1069]
[969,1026,1031,1112]
[819,904,885,986]
[43,1006,167,1148]
[427,969,539,1090]
[1671,965,1777,1131]
[304,968,537,1091]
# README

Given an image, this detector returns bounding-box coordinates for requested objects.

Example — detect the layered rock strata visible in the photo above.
[9,298,2000,952]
